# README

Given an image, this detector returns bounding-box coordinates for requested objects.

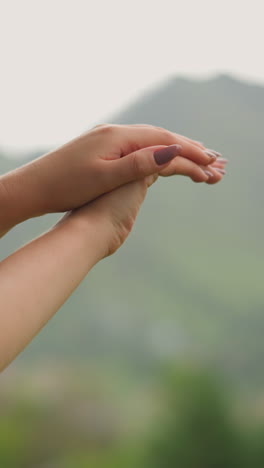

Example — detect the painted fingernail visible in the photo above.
[154,144,182,165]
[217,158,228,163]
[215,168,226,175]
[204,150,217,160]
[206,148,222,157]
[204,170,213,178]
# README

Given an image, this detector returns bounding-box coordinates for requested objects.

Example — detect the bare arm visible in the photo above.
[0,142,226,371]
[0,208,110,371]
[0,125,223,238]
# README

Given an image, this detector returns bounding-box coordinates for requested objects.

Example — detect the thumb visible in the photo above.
[107,144,182,187]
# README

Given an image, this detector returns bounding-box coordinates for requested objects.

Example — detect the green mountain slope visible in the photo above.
[1,75,264,385]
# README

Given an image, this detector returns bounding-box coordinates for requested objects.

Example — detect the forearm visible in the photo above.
[0,161,46,236]
[0,148,71,237]
[0,146,90,236]
[0,210,107,371]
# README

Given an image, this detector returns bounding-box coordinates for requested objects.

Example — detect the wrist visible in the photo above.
[0,162,47,233]
[54,208,112,264]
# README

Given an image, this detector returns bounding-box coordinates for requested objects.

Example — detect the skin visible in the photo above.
[0,124,227,371]
[0,124,226,237]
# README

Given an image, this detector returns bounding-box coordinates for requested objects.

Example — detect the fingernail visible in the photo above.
[217,158,228,163]
[215,168,226,175]
[204,150,217,160]
[204,170,213,178]
[206,148,222,157]
[154,144,182,165]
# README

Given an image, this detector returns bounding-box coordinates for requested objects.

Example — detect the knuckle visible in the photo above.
[121,215,135,238]
[158,128,176,143]
[93,124,117,135]
[145,174,158,187]
[143,124,156,130]
[155,125,167,132]
[93,123,107,129]
[108,215,134,256]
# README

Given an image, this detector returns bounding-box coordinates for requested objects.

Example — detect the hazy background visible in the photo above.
[1,1,264,467]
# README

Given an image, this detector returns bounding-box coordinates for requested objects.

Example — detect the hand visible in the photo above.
[62,153,227,259]
[0,137,226,369]
[0,128,226,369]
[61,173,157,261]
[1,124,224,217]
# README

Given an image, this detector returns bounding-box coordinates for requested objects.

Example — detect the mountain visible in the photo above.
[1,75,264,386]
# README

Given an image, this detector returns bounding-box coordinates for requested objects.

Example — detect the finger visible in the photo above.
[173,133,205,149]
[103,144,182,189]
[211,162,226,169]
[210,158,228,169]
[203,166,226,184]
[158,156,212,183]
[176,141,222,166]
[119,126,222,166]
[126,124,205,149]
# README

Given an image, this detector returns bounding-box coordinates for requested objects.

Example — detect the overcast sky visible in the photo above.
[1,0,264,152]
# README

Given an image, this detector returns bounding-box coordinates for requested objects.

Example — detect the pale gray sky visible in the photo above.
[0,0,263,152]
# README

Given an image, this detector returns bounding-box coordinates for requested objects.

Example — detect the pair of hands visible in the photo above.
[0,124,227,371]
[1,123,226,258]
[55,124,226,258]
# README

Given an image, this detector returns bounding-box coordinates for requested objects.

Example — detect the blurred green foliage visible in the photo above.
[147,369,243,468]
[2,366,264,467]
